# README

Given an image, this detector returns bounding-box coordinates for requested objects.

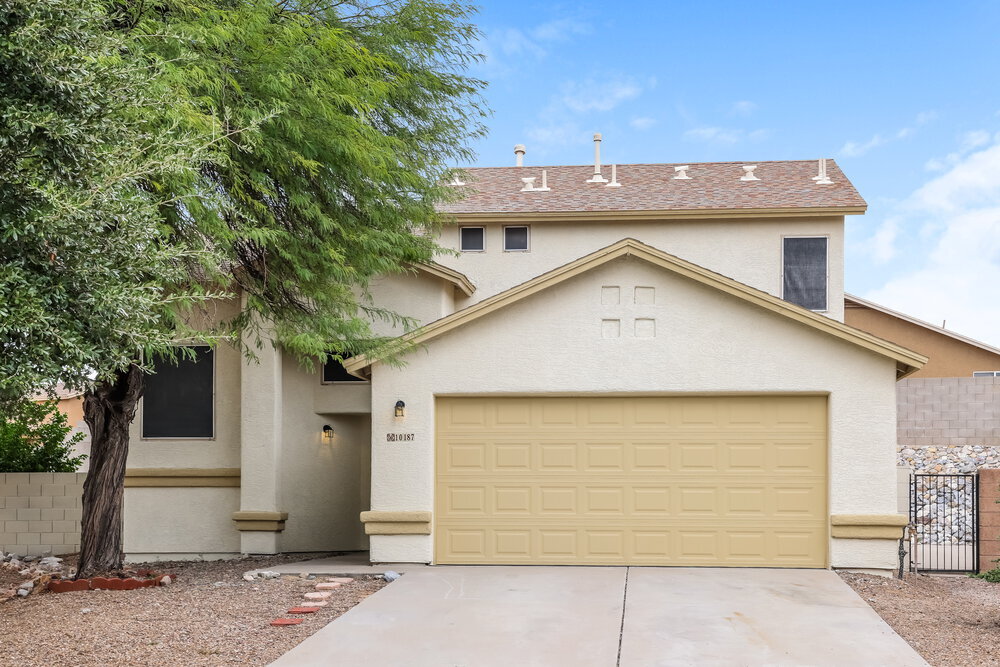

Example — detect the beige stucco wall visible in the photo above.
[367,271,456,336]
[123,487,241,560]
[367,256,899,569]
[437,217,846,321]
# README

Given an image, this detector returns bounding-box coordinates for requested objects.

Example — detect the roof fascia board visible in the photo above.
[411,262,475,297]
[845,293,1000,357]
[347,239,925,377]
[445,206,866,224]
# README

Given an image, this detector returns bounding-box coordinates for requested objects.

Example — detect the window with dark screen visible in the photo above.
[322,355,366,383]
[503,226,529,251]
[782,237,828,311]
[142,346,214,438]
[460,226,485,252]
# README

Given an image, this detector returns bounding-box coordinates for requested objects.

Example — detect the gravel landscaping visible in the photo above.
[0,553,387,666]
[841,572,1000,666]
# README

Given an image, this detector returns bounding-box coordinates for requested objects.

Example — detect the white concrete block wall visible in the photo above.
[0,472,86,557]
[897,376,1000,447]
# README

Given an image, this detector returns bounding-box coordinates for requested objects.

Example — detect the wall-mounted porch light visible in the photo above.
[394,400,406,418]
[322,424,335,440]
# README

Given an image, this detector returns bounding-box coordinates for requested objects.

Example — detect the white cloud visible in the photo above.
[731,100,757,116]
[682,126,770,145]
[479,17,592,72]
[559,77,642,113]
[839,111,936,157]
[524,74,650,154]
[864,140,1000,345]
[530,18,591,43]
[924,130,997,172]
[630,117,657,131]
[840,134,887,157]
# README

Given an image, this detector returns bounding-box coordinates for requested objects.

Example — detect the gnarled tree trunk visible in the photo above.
[77,364,144,579]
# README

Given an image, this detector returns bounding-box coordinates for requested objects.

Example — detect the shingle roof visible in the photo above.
[440,159,866,216]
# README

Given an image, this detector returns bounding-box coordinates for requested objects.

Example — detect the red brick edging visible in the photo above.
[47,574,175,593]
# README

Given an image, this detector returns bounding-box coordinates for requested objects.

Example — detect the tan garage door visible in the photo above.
[435,396,827,567]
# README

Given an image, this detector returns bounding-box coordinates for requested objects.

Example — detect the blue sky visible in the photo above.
[462,1,1000,346]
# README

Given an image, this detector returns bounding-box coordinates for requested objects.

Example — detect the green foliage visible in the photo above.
[132,0,489,363]
[0,0,225,403]
[971,568,1000,583]
[0,398,85,472]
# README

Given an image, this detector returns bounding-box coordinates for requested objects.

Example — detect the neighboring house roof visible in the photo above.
[347,239,926,379]
[30,382,84,402]
[411,262,475,297]
[844,294,1000,357]
[440,160,867,220]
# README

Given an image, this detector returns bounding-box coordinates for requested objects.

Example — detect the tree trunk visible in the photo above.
[77,364,144,579]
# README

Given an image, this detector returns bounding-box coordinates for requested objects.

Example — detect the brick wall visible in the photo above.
[897,376,1000,448]
[0,472,85,557]
[980,469,1000,571]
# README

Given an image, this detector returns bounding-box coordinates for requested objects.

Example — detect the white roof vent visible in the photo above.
[448,173,465,186]
[740,165,759,181]
[673,165,691,180]
[606,164,621,187]
[813,158,833,185]
[521,170,550,192]
[586,133,608,183]
[514,144,526,167]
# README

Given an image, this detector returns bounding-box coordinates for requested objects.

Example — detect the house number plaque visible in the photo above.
[386,433,415,442]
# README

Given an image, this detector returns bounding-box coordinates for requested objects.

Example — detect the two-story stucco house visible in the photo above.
[122,141,926,574]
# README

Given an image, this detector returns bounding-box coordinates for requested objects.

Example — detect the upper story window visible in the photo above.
[142,346,214,438]
[322,355,366,383]
[973,371,1000,377]
[782,237,828,311]
[504,225,530,252]
[460,226,485,252]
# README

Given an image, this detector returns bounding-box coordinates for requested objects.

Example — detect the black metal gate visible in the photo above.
[910,473,979,573]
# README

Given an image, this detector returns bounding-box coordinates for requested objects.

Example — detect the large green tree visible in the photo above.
[2,0,486,577]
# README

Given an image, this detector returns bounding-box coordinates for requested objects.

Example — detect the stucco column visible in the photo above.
[237,334,286,554]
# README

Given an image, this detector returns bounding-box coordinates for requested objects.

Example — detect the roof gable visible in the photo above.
[347,240,926,379]
[410,262,475,297]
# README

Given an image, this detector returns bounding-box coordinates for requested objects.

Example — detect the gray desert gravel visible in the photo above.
[0,553,386,666]
[841,571,1000,666]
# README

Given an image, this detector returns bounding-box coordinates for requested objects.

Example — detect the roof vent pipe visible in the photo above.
[740,165,759,181]
[814,158,832,185]
[606,164,621,187]
[514,144,526,167]
[586,133,608,183]
[673,165,691,180]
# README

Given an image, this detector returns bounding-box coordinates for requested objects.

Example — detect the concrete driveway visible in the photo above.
[271,566,927,667]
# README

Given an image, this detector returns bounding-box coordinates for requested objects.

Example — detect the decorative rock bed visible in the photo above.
[898,445,999,546]
[898,445,1000,474]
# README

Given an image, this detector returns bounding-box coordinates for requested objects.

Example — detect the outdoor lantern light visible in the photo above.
[322,424,335,440]
[394,400,405,418]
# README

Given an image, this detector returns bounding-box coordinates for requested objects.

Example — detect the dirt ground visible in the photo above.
[0,554,387,666]
[841,571,1000,666]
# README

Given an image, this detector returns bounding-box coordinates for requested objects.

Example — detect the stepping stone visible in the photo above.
[326,577,354,584]
[300,601,328,607]
[270,618,302,627]
[288,607,319,614]
[304,591,332,600]
[314,582,341,590]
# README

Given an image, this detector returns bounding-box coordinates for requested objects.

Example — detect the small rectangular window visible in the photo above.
[322,355,366,383]
[973,371,1000,377]
[460,227,485,252]
[782,237,828,311]
[504,226,529,252]
[142,346,214,438]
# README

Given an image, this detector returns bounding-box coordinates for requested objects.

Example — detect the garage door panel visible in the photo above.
[436,396,827,567]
